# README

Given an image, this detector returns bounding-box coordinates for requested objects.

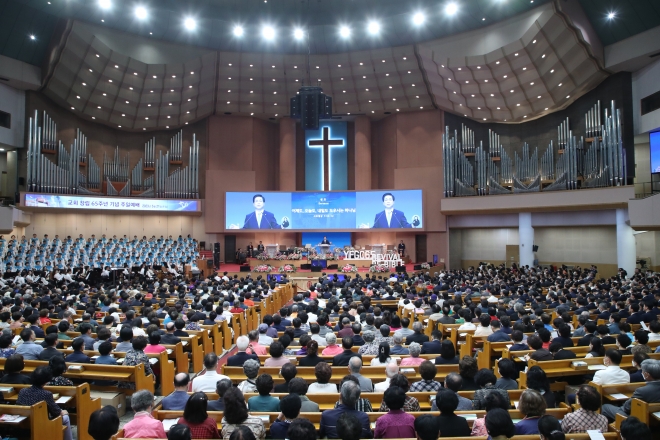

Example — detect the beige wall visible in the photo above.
[635,231,660,271]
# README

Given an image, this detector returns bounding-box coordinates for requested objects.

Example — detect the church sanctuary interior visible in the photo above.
[1,0,660,439]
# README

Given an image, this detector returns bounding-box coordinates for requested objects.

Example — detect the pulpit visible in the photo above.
[266,244,279,258]
[318,244,332,255]
[371,244,386,256]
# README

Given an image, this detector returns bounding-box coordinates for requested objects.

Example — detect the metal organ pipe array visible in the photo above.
[25,110,201,199]
[441,100,627,197]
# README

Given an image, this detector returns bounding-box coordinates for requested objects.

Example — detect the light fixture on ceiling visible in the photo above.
[29,34,36,40]
[412,12,426,26]
[339,25,351,38]
[607,12,616,20]
[293,27,305,40]
[98,0,111,10]
[367,21,381,35]
[184,17,197,31]
[445,2,459,16]
[135,5,147,20]
[262,25,275,40]
[233,25,244,37]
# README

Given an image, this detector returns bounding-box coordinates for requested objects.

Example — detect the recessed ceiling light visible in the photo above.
[558,83,562,86]
[97,106,101,109]
[118,125,121,128]
[497,107,501,110]
[171,89,174,92]
[538,95,541,98]
[29,34,36,40]
[503,75,507,78]
[135,5,147,20]
[145,117,149,120]
[367,21,381,35]
[523,67,527,71]
[293,27,305,40]
[108,79,112,82]
[482,17,485,21]
[445,2,458,16]
[471,94,475,97]
[496,61,500,64]
[98,0,111,10]
[542,54,546,58]
[517,103,520,106]
[484,80,488,82]
[233,25,244,37]
[515,53,519,56]
[510,90,514,93]
[530,82,534,85]
[533,39,537,44]
[458,68,462,71]
[490,94,494,97]
[184,17,196,31]
[82,83,86,86]
[607,12,616,20]
[122,113,125,116]
[103,93,106,96]
[477,107,481,110]
[96,54,100,57]
[545,107,548,110]
[412,12,426,26]
[339,25,351,38]
[148,104,151,106]
[89,69,93,72]
[483,118,486,121]
[167,116,171,118]
[262,25,276,40]
[550,69,554,73]
[126,101,129,104]
[566,95,570,99]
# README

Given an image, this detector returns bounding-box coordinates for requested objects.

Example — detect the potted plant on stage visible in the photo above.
[341,264,358,273]
[256,253,269,261]
[369,264,390,273]
[287,253,302,260]
[254,264,274,273]
[279,264,297,273]
[420,263,430,270]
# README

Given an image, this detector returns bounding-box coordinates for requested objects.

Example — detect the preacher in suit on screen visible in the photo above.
[372,193,419,228]
[243,194,287,229]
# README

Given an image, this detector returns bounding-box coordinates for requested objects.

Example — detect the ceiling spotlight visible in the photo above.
[233,25,244,37]
[339,25,351,38]
[445,2,459,16]
[29,34,36,40]
[262,25,275,40]
[98,0,111,10]
[135,6,147,20]
[412,12,426,26]
[293,27,305,40]
[607,12,616,20]
[367,21,381,35]
[184,17,196,31]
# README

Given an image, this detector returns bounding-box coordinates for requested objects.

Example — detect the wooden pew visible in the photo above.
[590,382,646,405]
[201,323,223,355]
[0,402,65,440]
[1,383,101,440]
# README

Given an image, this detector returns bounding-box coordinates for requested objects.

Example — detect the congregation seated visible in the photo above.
[123,389,167,438]
[601,358,660,421]
[228,335,258,366]
[526,366,556,408]
[485,408,517,440]
[373,387,416,439]
[88,405,120,440]
[348,356,374,392]
[379,373,420,412]
[470,389,510,436]
[560,385,608,433]
[332,336,361,366]
[273,362,296,392]
[221,387,266,440]
[299,340,324,366]
[161,372,191,410]
[0,354,31,384]
[47,355,74,386]
[400,342,424,366]
[357,330,379,355]
[435,387,471,437]
[308,361,337,393]
[434,339,458,365]
[620,416,652,440]
[177,391,221,439]
[630,351,649,382]
[238,359,260,394]
[514,389,547,434]
[319,380,371,439]
[247,374,280,412]
[370,342,392,366]
[192,353,229,392]
[410,360,442,392]
[472,368,511,410]
[458,355,479,390]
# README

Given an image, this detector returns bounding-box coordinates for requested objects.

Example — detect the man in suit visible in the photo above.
[226,336,259,366]
[549,341,577,360]
[626,303,644,325]
[319,381,371,439]
[372,192,418,229]
[397,240,406,257]
[161,322,182,345]
[487,321,511,342]
[421,331,443,354]
[351,323,365,346]
[577,321,598,346]
[405,322,429,345]
[332,337,362,366]
[242,194,286,229]
[602,359,660,421]
[321,236,331,245]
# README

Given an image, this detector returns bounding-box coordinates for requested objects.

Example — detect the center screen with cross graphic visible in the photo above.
[225,190,423,230]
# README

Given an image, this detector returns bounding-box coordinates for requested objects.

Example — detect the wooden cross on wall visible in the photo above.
[308,126,344,191]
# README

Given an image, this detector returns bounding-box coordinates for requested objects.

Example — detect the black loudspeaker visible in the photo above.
[214,242,220,252]
[532,245,539,252]
[206,259,213,269]
[301,264,311,270]
[199,241,206,250]
[18,177,25,186]
[414,264,422,270]
[311,265,322,272]
[327,264,338,270]
[240,265,251,272]
[213,254,220,267]
[396,265,406,273]
[225,236,236,263]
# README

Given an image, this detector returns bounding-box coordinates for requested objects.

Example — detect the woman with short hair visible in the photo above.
[238,359,260,394]
[264,341,290,367]
[119,336,154,390]
[308,362,337,393]
[177,392,221,438]
[400,342,424,366]
[515,389,547,434]
[374,387,416,439]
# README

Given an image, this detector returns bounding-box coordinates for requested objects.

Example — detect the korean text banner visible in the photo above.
[226,190,423,230]
[24,194,199,212]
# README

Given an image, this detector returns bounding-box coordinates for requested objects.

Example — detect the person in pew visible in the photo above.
[630,351,650,382]
[287,418,317,440]
[374,386,416,439]
[299,340,324,367]
[221,387,266,440]
[93,327,112,351]
[526,366,555,408]
[114,326,134,352]
[351,323,365,347]
[561,385,608,433]
[289,377,321,412]
[379,374,420,412]
[309,323,326,347]
[177,391,222,439]
[357,331,380,356]
[485,408,516,440]
[414,414,441,440]
[308,361,337,394]
[208,378,233,411]
[174,318,190,338]
[617,333,633,355]
[494,359,518,390]
[389,334,409,355]
[602,358,660,421]
[123,389,167,439]
[371,342,393,367]
[537,415,565,440]
[374,362,399,392]
[228,336,259,367]
[273,363,297,393]
[192,352,230,393]
[347,357,374,392]
[508,330,529,351]
[78,322,96,350]
[144,331,167,354]
[472,368,511,410]
[470,388,510,436]
[592,348,630,385]
[399,342,424,366]
[264,341,290,367]
[46,355,74,386]
[514,389,547,434]
[404,322,428,345]
[337,413,363,440]
[0,354,31,384]
[246,330,267,356]
[420,331,443,354]
[161,373,192,410]
[410,360,442,392]
[269,394,301,439]
[39,333,62,361]
[632,330,652,354]
[620,416,652,440]
[394,317,414,339]
[161,322,182,345]
[332,336,362,366]
[549,341,577,360]
[16,365,73,440]
[454,355,477,391]
[238,359,261,394]
[577,321,597,346]
[226,425,253,440]
[434,340,458,365]
[15,328,43,360]
[434,387,472,437]
[584,337,605,358]
[66,337,91,363]
[552,324,574,348]
[248,374,280,412]
[26,314,45,338]
[88,405,120,440]
[320,380,372,439]
[119,335,155,390]
[0,333,15,358]
[524,334,553,362]
[488,320,511,342]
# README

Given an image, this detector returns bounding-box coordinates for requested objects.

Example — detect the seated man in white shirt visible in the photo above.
[191,352,230,392]
[592,348,631,385]
[374,362,400,392]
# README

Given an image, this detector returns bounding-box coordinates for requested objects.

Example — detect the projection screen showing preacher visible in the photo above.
[226,190,423,230]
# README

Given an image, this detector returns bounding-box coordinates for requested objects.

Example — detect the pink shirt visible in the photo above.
[246,342,267,356]
[321,344,344,356]
[144,344,167,354]
[400,357,425,366]
[264,356,292,367]
[123,412,167,439]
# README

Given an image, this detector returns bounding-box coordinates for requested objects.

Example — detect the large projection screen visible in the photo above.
[226,190,423,231]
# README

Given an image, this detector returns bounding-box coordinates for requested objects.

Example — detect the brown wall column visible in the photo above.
[354,116,372,190]
[279,117,296,191]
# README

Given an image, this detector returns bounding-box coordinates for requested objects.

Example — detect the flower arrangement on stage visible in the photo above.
[293,247,306,254]
[369,264,390,273]
[274,254,288,260]
[343,246,356,252]
[256,253,269,261]
[420,263,431,269]
[278,264,297,273]
[287,253,302,260]
[253,264,274,273]
[341,264,358,273]
[312,253,337,261]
